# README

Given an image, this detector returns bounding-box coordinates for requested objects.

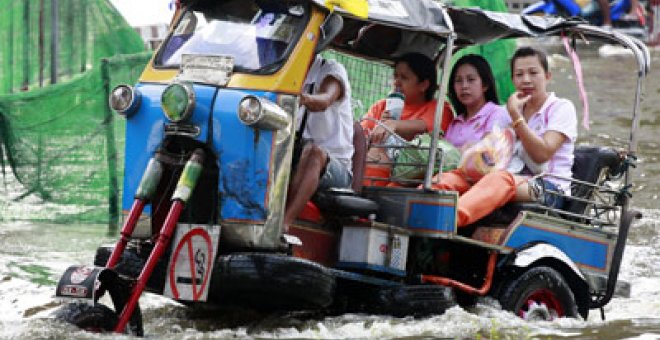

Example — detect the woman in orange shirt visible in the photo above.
[361,52,453,186]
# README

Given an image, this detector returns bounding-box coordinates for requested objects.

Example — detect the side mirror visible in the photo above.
[315,13,343,54]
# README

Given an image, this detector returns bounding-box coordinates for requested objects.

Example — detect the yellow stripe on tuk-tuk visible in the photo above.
[138,9,326,95]
[324,0,369,18]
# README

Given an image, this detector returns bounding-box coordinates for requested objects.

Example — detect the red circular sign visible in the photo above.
[169,228,214,300]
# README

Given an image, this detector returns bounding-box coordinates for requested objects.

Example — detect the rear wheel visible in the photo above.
[498,266,579,321]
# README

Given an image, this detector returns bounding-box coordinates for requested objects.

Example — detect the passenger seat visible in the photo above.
[301,121,378,222]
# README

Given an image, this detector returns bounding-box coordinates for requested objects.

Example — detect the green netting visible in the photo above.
[323,51,392,118]
[0,0,148,225]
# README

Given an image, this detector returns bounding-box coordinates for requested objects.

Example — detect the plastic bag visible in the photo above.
[459,126,515,182]
[391,134,461,180]
[507,140,548,175]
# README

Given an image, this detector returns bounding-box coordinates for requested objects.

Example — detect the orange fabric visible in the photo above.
[361,99,454,188]
[431,170,516,227]
[362,165,391,187]
[361,99,454,134]
[431,169,472,194]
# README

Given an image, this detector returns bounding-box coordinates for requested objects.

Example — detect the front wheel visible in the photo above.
[498,266,579,321]
[54,302,118,333]
[54,301,144,335]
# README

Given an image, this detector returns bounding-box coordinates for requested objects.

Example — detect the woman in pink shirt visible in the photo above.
[427,54,510,193]
[431,47,577,228]
[444,54,511,149]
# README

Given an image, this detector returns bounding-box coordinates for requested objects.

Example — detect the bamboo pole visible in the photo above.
[22,1,30,91]
[66,0,74,78]
[8,4,14,93]
[80,0,88,72]
[39,0,45,87]
[51,0,59,85]
[101,59,120,232]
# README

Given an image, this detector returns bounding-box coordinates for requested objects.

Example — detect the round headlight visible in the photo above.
[109,85,141,116]
[161,82,195,122]
[238,96,263,125]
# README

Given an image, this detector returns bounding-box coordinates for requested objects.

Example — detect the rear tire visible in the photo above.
[498,266,579,320]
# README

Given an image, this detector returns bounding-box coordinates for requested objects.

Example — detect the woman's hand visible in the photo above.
[381,110,393,121]
[370,120,397,145]
[506,91,531,121]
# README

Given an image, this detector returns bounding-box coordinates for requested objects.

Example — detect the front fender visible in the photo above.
[511,243,585,281]
[56,265,105,302]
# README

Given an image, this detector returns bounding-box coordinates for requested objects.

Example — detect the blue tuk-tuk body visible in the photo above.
[53,0,649,334]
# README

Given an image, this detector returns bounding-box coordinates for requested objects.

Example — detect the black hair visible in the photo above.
[448,54,499,116]
[510,46,549,74]
[394,53,438,101]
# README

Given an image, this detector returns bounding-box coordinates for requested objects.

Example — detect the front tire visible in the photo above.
[54,302,118,333]
[498,266,579,321]
[94,245,167,293]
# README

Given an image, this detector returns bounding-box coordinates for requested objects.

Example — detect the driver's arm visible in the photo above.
[299,75,343,112]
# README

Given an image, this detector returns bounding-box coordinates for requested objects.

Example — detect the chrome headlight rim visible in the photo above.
[109,84,141,116]
[161,82,195,123]
[238,95,289,131]
[238,95,264,126]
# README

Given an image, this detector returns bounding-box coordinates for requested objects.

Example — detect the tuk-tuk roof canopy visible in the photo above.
[323,3,589,64]
[310,0,451,36]
[175,1,648,71]
[448,7,583,45]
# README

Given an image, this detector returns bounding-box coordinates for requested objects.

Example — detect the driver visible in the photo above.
[283,55,354,232]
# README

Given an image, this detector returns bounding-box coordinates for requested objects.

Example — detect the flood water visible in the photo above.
[1,42,660,339]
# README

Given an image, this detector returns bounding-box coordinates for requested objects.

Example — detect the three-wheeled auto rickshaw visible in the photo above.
[53,0,650,335]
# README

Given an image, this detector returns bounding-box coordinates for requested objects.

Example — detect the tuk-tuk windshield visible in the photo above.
[157,1,308,72]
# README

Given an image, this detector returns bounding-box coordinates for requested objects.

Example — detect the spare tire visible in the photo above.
[210,253,336,310]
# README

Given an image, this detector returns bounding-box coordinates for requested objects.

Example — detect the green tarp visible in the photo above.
[452,0,517,103]
[0,0,148,224]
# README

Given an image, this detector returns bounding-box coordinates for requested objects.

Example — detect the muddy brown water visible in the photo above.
[1,42,659,339]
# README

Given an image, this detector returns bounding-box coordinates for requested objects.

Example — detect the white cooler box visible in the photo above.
[337,222,410,277]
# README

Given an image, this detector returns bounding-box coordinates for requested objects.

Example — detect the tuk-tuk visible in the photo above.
[53,0,650,335]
